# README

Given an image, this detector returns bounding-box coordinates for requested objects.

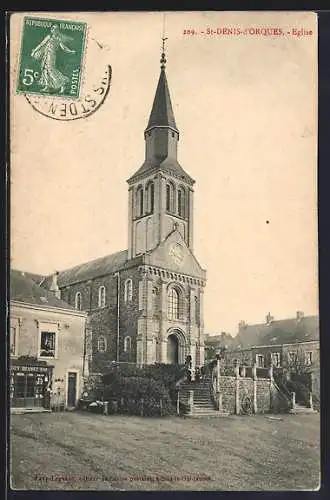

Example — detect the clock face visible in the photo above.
[169,243,184,266]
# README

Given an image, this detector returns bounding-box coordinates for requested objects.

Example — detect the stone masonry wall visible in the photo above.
[219,375,273,414]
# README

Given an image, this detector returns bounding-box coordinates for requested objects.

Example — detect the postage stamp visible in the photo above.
[16,17,87,99]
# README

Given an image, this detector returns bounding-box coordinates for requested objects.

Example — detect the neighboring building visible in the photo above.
[37,50,206,372]
[10,270,87,410]
[204,332,235,360]
[224,311,319,372]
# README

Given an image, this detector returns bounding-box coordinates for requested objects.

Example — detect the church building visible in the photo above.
[48,49,207,372]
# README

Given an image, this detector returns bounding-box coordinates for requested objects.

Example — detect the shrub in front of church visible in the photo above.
[103,376,176,417]
[102,363,185,406]
[141,363,186,402]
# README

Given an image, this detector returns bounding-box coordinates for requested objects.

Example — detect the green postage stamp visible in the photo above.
[16,17,87,99]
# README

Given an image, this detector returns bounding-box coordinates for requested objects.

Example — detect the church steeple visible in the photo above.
[127,41,195,260]
[145,41,178,134]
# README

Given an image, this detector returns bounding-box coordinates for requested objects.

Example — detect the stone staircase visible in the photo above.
[178,378,229,418]
[289,403,317,414]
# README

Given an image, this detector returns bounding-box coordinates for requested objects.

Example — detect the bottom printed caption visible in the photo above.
[33,474,212,483]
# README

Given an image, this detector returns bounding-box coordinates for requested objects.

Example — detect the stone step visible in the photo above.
[186,411,230,418]
[191,399,214,404]
[179,389,211,395]
[180,397,212,403]
[180,392,210,397]
[289,406,316,414]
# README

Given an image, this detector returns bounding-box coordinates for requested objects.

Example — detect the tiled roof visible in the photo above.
[56,249,128,287]
[235,316,319,349]
[11,269,75,310]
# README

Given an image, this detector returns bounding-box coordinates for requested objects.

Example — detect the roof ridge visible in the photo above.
[57,249,127,276]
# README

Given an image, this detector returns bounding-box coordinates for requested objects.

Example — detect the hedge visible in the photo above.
[103,376,176,416]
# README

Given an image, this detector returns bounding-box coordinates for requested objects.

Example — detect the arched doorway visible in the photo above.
[167,334,179,364]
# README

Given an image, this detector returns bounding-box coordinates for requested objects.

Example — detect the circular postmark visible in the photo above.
[25,65,112,121]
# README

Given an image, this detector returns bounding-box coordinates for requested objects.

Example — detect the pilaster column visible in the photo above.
[128,186,134,259]
[235,363,240,415]
[189,288,196,325]
[199,289,204,330]
[188,187,194,250]
[158,174,167,244]
[159,279,168,363]
[252,363,258,413]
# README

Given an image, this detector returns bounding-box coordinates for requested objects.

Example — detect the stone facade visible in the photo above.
[49,58,207,373]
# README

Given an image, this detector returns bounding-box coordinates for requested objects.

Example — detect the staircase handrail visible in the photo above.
[272,379,292,405]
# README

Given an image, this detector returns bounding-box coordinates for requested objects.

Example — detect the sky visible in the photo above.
[10,11,318,335]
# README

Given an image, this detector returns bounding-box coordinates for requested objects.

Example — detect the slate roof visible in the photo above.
[11,269,75,310]
[56,249,128,287]
[146,68,178,132]
[204,333,235,348]
[234,315,319,349]
[127,157,195,186]
[127,68,194,186]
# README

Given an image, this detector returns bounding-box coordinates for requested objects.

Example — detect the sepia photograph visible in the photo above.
[9,11,319,491]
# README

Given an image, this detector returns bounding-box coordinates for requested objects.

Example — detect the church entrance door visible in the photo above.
[167,334,179,364]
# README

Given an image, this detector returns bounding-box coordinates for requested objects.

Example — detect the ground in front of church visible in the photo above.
[10,412,320,491]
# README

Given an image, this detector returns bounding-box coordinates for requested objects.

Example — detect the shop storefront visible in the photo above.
[10,358,53,409]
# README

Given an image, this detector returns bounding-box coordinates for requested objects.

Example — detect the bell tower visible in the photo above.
[127,40,195,260]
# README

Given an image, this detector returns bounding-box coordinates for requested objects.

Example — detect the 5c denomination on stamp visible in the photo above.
[16,17,87,99]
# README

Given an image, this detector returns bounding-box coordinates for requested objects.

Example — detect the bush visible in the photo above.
[103,375,176,417]
[102,363,185,405]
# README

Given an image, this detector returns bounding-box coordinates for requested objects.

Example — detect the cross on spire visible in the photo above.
[160,13,167,69]
[160,36,168,69]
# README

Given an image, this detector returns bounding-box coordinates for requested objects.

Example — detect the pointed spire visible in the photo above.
[146,39,178,132]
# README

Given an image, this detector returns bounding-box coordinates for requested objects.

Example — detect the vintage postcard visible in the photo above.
[9,11,319,491]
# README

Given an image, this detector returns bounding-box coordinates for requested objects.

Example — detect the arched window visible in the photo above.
[167,287,181,320]
[166,184,171,211]
[145,182,154,214]
[136,185,144,217]
[124,279,133,302]
[98,286,106,308]
[97,336,107,353]
[152,287,159,314]
[124,336,132,352]
[75,292,82,310]
[177,187,186,218]
[166,182,175,213]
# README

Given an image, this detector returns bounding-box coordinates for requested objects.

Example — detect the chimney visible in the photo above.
[265,312,274,325]
[238,320,247,331]
[296,310,304,322]
[50,271,61,299]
